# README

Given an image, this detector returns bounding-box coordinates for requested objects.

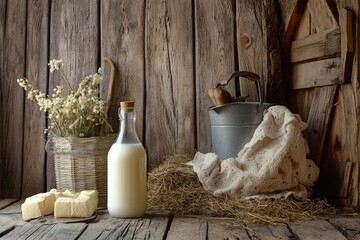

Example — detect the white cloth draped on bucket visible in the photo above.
[188,105,319,199]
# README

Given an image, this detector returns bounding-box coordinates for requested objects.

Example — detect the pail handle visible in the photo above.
[216,71,262,105]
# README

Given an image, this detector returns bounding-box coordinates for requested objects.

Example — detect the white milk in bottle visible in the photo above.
[107,101,147,218]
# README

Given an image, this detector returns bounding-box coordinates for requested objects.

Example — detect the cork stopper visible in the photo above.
[120,101,134,112]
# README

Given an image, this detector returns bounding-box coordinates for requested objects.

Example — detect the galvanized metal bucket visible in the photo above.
[209,71,273,159]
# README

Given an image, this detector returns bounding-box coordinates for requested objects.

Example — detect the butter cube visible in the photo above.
[21,192,56,221]
[54,190,98,218]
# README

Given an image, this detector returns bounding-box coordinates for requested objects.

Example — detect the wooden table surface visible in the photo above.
[1,199,360,240]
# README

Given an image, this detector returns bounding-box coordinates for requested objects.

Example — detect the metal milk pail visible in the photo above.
[209,71,273,159]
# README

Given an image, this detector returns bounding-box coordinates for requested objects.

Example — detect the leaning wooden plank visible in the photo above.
[0,0,26,200]
[246,223,294,239]
[291,58,341,90]
[0,199,18,210]
[328,215,360,239]
[340,8,354,84]
[291,27,341,63]
[21,0,49,199]
[195,0,235,153]
[167,217,207,240]
[100,0,145,140]
[307,0,338,32]
[289,220,347,240]
[207,220,250,239]
[303,86,338,166]
[145,0,196,165]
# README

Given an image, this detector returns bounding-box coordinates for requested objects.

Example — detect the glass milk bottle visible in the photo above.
[107,101,147,218]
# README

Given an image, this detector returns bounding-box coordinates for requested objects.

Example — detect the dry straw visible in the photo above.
[148,154,339,224]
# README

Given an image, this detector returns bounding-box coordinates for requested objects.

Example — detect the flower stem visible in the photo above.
[58,68,73,92]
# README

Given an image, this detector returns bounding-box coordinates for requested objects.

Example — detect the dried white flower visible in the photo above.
[17,59,105,137]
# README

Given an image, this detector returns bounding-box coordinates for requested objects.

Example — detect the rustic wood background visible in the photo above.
[0,0,359,210]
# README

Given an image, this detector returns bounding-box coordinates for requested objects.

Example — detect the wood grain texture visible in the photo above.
[328,216,360,239]
[307,0,338,32]
[236,0,263,101]
[291,57,342,89]
[207,220,250,239]
[291,27,341,63]
[0,0,26,199]
[262,0,284,104]
[247,223,294,239]
[21,0,49,199]
[167,217,207,240]
[101,0,145,140]
[146,0,195,165]
[303,85,338,166]
[0,0,6,196]
[289,220,348,240]
[340,8,354,83]
[195,0,235,153]
[236,0,283,104]
[48,0,100,190]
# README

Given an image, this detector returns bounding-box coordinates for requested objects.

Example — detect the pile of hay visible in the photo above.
[148,154,338,224]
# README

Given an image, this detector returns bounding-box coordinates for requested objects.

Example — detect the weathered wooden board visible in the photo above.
[236,0,283,104]
[145,0,196,165]
[100,0,145,140]
[21,0,49,199]
[291,58,342,90]
[247,223,294,239]
[340,8,354,84]
[307,0,338,32]
[195,0,235,153]
[328,216,360,239]
[0,199,18,210]
[303,85,338,166]
[167,217,207,240]
[207,220,250,239]
[48,0,100,190]
[291,27,341,63]
[0,0,5,188]
[289,220,348,240]
[0,200,23,214]
[326,84,360,207]
[0,0,26,199]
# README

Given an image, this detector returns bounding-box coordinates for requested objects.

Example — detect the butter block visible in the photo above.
[54,190,98,218]
[21,192,56,221]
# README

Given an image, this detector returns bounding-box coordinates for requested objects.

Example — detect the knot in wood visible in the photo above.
[240,34,252,49]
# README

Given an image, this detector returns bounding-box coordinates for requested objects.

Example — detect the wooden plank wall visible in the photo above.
[12,0,360,206]
[280,0,360,209]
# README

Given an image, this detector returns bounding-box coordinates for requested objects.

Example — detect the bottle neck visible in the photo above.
[116,109,140,144]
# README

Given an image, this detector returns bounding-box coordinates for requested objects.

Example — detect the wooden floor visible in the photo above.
[1,199,360,239]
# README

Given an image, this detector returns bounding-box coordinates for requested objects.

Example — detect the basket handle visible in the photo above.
[216,71,262,105]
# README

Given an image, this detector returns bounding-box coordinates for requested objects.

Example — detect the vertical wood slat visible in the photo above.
[236,0,283,104]
[21,0,50,198]
[48,0,100,190]
[195,0,235,153]
[145,0,195,165]
[101,0,145,141]
[236,1,263,101]
[0,0,6,198]
[0,0,26,199]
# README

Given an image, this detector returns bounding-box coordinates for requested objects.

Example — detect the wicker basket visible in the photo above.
[46,134,116,208]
